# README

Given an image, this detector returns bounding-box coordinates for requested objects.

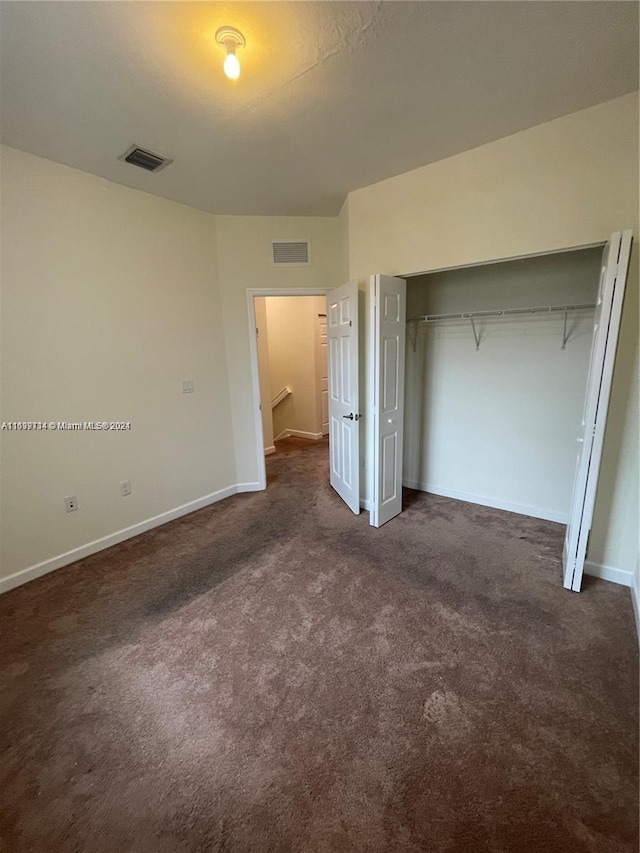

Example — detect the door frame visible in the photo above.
[401,240,607,279]
[246,288,331,491]
[314,311,329,437]
[370,242,607,514]
[392,234,630,587]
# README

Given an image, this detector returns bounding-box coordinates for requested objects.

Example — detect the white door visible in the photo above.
[327,281,360,514]
[563,230,632,591]
[371,274,407,528]
[315,313,329,435]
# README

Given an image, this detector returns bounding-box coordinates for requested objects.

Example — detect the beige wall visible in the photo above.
[265,296,326,440]
[348,93,639,278]
[215,215,342,486]
[2,92,638,593]
[0,156,343,588]
[0,146,235,584]
[337,197,350,283]
[347,91,639,578]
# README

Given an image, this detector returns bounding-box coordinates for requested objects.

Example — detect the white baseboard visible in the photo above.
[402,479,568,524]
[360,499,371,511]
[583,560,634,587]
[264,446,276,456]
[585,561,637,646]
[0,482,264,595]
[236,482,262,493]
[632,573,640,646]
[275,429,323,441]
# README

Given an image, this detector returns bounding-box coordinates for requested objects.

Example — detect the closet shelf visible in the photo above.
[406,302,596,352]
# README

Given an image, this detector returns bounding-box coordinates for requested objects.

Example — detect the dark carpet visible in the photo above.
[0,437,638,853]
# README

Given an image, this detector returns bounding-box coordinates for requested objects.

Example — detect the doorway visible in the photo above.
[247,289,330,490]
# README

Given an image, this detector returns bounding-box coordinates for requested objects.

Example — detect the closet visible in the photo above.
[402,246,603,527]
[326,232,631,591]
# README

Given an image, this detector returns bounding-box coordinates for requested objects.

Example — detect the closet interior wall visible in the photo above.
[403,247,602,523]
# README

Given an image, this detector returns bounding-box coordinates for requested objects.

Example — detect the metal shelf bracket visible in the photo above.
[408,319,419,353]
[470,316,480,351]
[406,303,596,353]
[561,308,569,350]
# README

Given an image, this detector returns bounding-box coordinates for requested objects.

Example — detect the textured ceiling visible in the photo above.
[1,2,638,216]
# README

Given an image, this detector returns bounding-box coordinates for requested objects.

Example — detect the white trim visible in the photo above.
[236,482,262,493]
[247,288,332,297]
[247,292,268,492]
[402,241,607,279]
[583,560,634,588]
[275,429,323,441]
[0,482,263,595]
[360,499,372,511]
[367,277,376,511]
[246,287,331,494]
[402,479,568,524]
[314,311,328,437]
[264,446,276,456]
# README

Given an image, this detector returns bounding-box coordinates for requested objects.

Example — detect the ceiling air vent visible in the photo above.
[118,145,173,173]
[271,240,311,267]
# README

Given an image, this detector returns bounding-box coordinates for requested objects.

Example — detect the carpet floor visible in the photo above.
[0,437,638,853]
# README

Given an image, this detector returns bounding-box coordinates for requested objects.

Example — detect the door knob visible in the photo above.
[342,413,354,420]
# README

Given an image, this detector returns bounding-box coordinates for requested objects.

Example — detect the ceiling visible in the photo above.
[1,2,638,216]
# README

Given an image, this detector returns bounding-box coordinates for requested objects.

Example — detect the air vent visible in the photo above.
[118,145,173,173]
[271,240,311,266]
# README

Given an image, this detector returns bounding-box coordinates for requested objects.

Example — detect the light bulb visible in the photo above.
[224,52,240,80]
[216,27,245,81]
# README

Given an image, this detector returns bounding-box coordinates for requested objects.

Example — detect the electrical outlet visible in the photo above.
[119,480,132,497]
[64,495,78,513]
[181,379,194,394]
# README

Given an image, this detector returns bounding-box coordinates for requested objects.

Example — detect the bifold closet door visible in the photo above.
[370,274,407,528]
[563,230,632,591]
[327,280,360,515]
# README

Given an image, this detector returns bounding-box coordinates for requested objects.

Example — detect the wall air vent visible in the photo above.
[271,240,311,266]
[118,145,173,173]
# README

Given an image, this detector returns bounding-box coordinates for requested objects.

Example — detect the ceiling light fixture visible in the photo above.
[215,26,245,80]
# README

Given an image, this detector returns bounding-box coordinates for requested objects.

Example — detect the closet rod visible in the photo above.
[407,302,596,324]
[406,302,596,352]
